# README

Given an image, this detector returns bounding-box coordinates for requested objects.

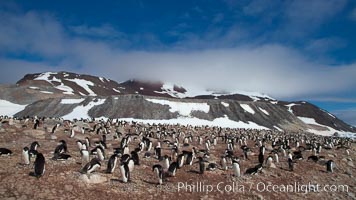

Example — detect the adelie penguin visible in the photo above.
[53,140,71,160]
[220,156,228,171]
[106,154,118,174]
[34,153,45,177]
[29,141,40,157]
[245,164,263,175]
[326,160,334,173]
[22,147,30,165]
[168,162,178,177]
[288,158,294,171]
[153,164,163,185]
[232,159,241,177]
[120,162,130,183]
[198,157,206,174]
[0,148,12,156]
[81,158,101,174]
[131,151,140,165]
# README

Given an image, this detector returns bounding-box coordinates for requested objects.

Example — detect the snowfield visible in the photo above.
[0,100,27,116]
[97,115,269,130]
[62,99,106,120]
[146,98,210,117]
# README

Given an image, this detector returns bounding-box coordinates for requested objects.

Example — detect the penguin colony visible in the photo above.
[0,115,353,186]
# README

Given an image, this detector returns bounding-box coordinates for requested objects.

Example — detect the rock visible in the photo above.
[64,185,73,192]
[348,192,355,199]
[79,174,107,184]
[347,161,354,167]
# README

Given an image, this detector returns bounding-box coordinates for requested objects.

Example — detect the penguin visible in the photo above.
[76,140,83,151]
[155,146,162,160]
[54,154,71,160]
[53,140,68,159]
[85,137,91,148]
[258,152,264,164]
[207,163,218,171]
[266,155,273,168]
[288,158,294,171]
[198,157,205,174]
[185,152,194,165]
[245,164,263,175]
[34,153,45,177]
[153,164,163,185]
[127,158,135,172]
[70,129,75,138]
[177,154,185,168]
[33,119,40,129]
[121,154,131,164]
[120,162,130,183]
[131,151,140,165]
[94,146,105,161]
[274,152,279,163]
[326,160,334,173]
[29,141,40,157]
[51,123,60,134]
[220,156,228,170]
[80,149,90,164]
[232,160,241,177]
[168,162,178,177]
[0,148,12,156]
[106,154,118,174]
[163,155,171,170]
[81,158,101,174]
[123,146,130,155]
[22,147,30,165]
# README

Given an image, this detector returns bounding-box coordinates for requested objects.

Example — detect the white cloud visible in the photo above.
[0,8,355,101]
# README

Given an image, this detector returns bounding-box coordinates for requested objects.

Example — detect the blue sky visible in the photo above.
[0,0,355,125]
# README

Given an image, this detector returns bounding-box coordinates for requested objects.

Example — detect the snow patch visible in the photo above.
[285,103,299,114]
[99,77,105,83]
[40,91,53,94]
[221,102,229,107]
[146,98,210,117]
[62,99,106,120]
[140,87,144,90]
[0,100,27,116]
[60,98,85,104]
[273,126,283,132]
[66,78,96,96]
[298,117,319,125]
[29,86,39,90]
[258,107,269,115]
[113,88,121,93]
[240,104,255,114]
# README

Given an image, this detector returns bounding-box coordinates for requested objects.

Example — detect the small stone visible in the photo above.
[347,161,354,167]
[64,185,73,191]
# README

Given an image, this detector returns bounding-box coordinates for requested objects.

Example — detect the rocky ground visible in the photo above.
[0,119,355,200]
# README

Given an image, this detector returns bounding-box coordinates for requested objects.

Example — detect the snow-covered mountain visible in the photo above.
[1,71,355,137]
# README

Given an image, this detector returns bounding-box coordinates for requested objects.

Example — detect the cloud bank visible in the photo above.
[0,3,355,101]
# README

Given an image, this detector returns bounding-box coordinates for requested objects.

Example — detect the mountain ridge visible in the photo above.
[0,71,354,136]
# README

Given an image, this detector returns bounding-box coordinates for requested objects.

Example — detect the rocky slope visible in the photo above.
[0,71,355,136]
